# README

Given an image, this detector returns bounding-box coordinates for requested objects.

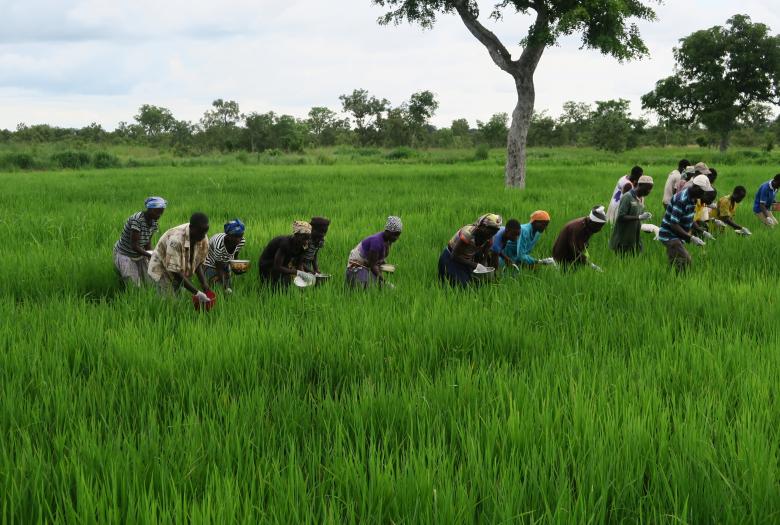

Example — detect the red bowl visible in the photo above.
[192,289,217,312]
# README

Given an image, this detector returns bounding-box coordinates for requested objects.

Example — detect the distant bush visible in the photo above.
[316,153,336,165]
[0,152,36,170]
[236,151,250,164]
[474,144,490,161]
[92,151,120,169]
[385,147,416,160]
[51,151,91,169]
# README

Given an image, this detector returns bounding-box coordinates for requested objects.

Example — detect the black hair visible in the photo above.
[189,212,209,228]
[708,168,717,182]
[773,173,780,182]
[678,159,691,172]
[630,166,643,179]
[506,219,521,230]
[733,185,747,195]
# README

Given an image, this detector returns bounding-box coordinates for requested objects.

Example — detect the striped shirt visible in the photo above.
[659,189,696,242]
[204,233,246,268]
[115,211,158,258]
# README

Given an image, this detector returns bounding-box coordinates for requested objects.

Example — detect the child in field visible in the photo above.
[491,219,521,270]
[301,217,330,275]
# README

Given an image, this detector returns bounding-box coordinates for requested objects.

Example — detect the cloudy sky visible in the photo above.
[0,0,777,130]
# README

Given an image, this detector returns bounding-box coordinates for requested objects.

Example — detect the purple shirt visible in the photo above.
[361,232,387,260]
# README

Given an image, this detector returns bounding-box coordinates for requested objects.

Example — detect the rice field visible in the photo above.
[2,149,780,523]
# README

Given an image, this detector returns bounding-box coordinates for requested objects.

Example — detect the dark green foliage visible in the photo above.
[51,151,91,169]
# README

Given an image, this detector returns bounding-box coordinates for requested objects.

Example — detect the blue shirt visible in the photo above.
[491,227,509,254]
[504,223,542,265]
[659,189,696,242]
[753,181,777,213]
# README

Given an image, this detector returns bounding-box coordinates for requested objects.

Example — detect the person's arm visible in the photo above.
[669,223,693,242]
[723,217,742,230]
[130,230,151,258]
[759,202,770,217]
[273,249,298,276]
[196,265,210,292]
[366,249,384,281]
[313,251,320,275]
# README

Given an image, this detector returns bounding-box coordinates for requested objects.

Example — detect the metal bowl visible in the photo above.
[315,273,331,286]
[472,267,496,281]
[229,259,251,274]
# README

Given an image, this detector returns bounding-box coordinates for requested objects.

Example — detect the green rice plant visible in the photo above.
[1,150,779,523]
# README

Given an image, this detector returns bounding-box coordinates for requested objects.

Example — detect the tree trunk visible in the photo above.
[718,134,729,152]
[505,74,535,189]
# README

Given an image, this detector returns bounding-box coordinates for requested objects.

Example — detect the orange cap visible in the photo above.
[530,210,551,222]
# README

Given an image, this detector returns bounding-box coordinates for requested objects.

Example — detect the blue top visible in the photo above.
[503,222,542,265]
[491,227,509,254]
[753,181,777,213]
[659,189,696,242]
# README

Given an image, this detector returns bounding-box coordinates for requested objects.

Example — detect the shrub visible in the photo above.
[385,147,416,160]
[474,144,490,161]
[92,151,120,169]
[51,151,91,169]
[0,152,36,170]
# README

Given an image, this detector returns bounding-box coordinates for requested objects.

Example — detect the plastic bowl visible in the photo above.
[192,289,217,312]
[229,259,251,274]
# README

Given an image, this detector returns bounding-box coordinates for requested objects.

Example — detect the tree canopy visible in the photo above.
[642,15,780,151]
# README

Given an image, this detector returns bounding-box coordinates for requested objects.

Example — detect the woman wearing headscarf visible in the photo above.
[113,196,166,287]
[203,219,247,294]
[438,213,502,287]
[502,210,556,268]
[258,220,313,287]
[346,216,403,289]
[552,206,607,271]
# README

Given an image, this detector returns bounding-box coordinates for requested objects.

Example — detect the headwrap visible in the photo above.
[477,213,502,229]
[385,216,403,233]
[292,220,312,235]
[638,175,654,185]
[310,216,331,228]
[530,210,551,222]
[694,162,711,175]
[691,175,713,192]
[224,218,245,236]
[145,196,167,209]
[588,206,607,224]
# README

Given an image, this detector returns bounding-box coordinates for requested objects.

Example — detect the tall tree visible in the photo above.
[134,105,175,139]
[642,15,780,151]
[339,89,390,145]
[373,0,657,188]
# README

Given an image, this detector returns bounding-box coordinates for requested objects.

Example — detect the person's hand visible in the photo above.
[296,270,316,284]
[739,227,752,236]
[194,291,211,303]
[701,230,715,241]
[539,257,556,266]
[638,212,652,221]
[590,263,603,273]
[712,219,726,228]
[690,236,706,247]
[473,263,488,274]
[225,287,233,295]
[768,216,779,226]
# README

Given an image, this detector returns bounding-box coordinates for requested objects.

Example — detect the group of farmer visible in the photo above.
[112,165,779,301]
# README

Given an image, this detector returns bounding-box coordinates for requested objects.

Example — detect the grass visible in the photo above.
[1,150,779,523]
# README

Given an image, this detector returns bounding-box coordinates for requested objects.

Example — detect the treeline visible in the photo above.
[2,90,778,155]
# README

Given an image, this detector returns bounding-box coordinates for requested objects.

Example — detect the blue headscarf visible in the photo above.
[145,196,167,209]
[224,219,245,236]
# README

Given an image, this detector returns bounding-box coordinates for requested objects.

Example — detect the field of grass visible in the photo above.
[2,149,779,522]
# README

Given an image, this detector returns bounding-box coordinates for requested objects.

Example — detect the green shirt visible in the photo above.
[609,190,644,251]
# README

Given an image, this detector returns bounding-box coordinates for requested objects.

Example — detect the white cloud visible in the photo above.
[0,0,777,129]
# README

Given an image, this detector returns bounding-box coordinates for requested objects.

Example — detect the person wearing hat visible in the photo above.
[346,216,402,289]
[301,217,331,275]
[610,175,654,254]
[113,196,167,287]
[258,221,313,287]
[711,186,751,235]
[674,165,697,194]
[203,218,247,293]
[658,175,712,271]
[753,174,780,227]
[147,212,211,302]
[502,210,555,268]
[663,159,691,207]
[607,166,643,223]
[552,206,607,271]
[438,213,502,286]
